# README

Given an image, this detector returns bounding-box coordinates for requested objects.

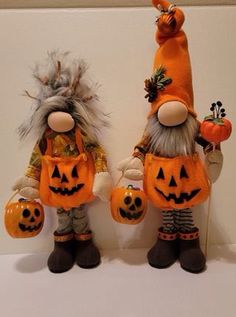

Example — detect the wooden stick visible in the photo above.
[205,183,212,257]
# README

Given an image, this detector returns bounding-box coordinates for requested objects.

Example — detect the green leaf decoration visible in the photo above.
[144,66,172,103]
[214,118,225,125]
[204,115,214,121]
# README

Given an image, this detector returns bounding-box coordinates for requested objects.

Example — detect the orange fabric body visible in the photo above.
[143,153,210,210]
[39,129,95,209]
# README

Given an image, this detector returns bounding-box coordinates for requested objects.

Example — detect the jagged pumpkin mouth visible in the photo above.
[18,222,43,232]
[155,187,201,204]
[119,208,143,220]
[49,183,84,196]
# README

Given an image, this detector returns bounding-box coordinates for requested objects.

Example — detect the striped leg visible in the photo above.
[162,210,177,233]
[173,209,195,233]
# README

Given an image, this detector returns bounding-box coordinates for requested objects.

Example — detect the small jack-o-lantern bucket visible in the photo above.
[4,191,44,238]
[111,184,147,225]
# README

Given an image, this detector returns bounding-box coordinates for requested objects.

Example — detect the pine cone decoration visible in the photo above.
[144,66,172,103]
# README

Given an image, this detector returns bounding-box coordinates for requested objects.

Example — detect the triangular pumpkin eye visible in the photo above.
[180,165,189,179]
[52,165,61,178]
[72,166,78,178]
[157,167,165,179]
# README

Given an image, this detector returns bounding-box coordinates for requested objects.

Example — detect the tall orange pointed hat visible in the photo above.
[146,0,197,118]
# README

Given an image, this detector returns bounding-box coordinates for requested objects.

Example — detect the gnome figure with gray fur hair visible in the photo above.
[118,0,224,273]
[13,52,113,273]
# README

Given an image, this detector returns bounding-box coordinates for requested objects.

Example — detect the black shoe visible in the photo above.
[147,228,179,269]
[179,229,206,273]
[47,232,75,273]
[75,232,101,269]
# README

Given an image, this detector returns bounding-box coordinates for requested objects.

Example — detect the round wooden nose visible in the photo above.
[157,101,188,127]
[47,111,75,132]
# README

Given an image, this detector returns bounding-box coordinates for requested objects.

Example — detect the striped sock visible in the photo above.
[162,210,177,233]
[173,209,195,232]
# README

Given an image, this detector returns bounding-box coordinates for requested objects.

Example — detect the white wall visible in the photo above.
[0,6,235,254]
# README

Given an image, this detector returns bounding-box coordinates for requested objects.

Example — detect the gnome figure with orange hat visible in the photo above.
[118,1,223,273]
[13,52,113,273]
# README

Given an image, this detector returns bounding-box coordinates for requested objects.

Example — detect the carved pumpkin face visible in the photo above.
[110,185,147,224]
[5,199,44,238]
[40,154,95,209]
[48,163,84,196]
[144,154,210,210]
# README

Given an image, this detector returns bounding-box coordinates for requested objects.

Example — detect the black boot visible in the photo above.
[147,228,179,268]
[75,232,101,268]
[179,229,206,273]
[47,232,75,273]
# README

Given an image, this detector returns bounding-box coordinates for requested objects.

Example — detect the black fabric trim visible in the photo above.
[72,165,78,178]
[134,146,148,155]
[195,136,210,149]
[39,137,47,154]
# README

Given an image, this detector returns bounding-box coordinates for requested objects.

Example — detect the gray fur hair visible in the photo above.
[18,51,108,144]
[146,113,199,157]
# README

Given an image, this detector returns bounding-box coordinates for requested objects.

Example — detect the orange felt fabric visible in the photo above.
[39,129,95,209]
[143,153,210,210]
[148,0,197,118]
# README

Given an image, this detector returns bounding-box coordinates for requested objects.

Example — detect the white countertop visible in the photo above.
[0,245,236,317]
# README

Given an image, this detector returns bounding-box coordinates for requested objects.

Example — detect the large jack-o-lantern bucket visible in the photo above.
[110,184,147,225]
[4,191,44,238]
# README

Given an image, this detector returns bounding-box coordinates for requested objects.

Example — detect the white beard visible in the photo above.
[146,113,199,157]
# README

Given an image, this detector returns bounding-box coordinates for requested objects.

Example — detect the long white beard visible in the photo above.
[146,114,199,157]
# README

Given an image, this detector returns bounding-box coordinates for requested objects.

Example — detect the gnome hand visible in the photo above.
[12,176,40,199]
[117,156,144,180]
[92,172,113,202]
[205,150,223,183]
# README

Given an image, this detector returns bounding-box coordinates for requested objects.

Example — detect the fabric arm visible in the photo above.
[86,143,108,173]
[195,135,221,154]
[132,132,151,163]
[25,142,43,181]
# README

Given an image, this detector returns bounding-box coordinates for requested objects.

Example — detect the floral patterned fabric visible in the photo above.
[25,129,108,181]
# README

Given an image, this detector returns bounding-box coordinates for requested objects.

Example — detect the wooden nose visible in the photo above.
[157,101,188,127]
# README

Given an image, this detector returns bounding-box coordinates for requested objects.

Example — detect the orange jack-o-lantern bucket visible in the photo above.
[110,185,147,225]
[4,192,44,238]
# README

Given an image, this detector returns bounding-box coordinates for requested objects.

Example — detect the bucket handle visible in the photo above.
[5,190,20,208]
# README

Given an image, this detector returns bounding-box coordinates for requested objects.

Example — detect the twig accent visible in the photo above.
[34,75,49,85]
[24,90,40,101]
[56,60,61,79]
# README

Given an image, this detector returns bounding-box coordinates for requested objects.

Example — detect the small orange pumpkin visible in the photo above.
[110,185,147,225]
[5,197,44,238]
[200,101,232,144]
